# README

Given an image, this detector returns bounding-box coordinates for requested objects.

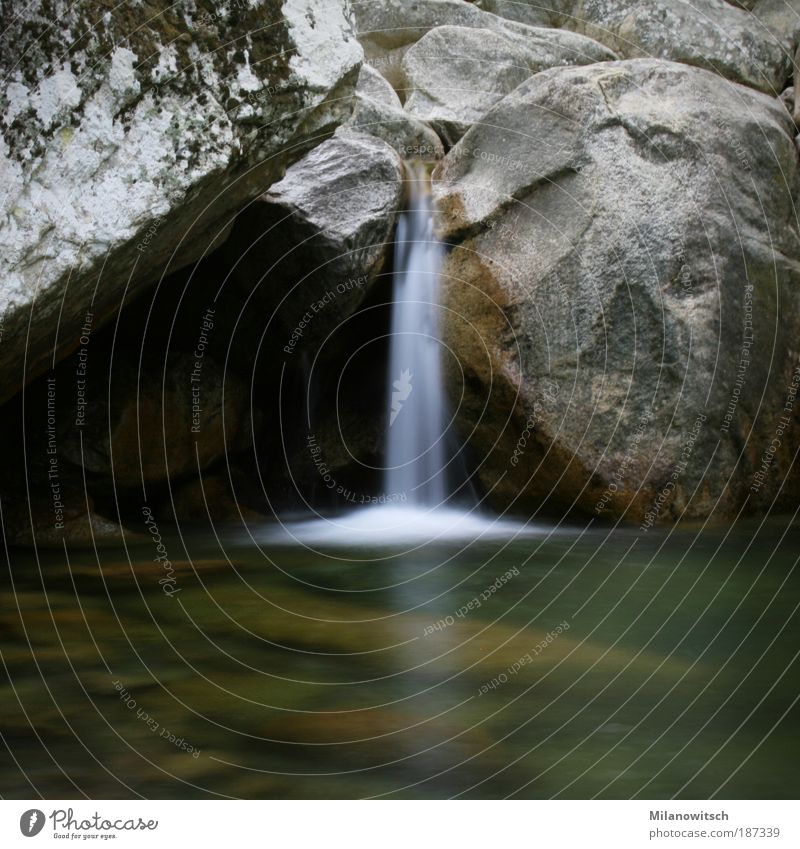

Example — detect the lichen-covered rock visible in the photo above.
[345,66,444,158]
[401,24,614,145]
[0,0,363,404]
[434,59,800,523]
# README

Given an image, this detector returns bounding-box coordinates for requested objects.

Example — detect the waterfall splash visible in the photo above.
[385,164,448,506]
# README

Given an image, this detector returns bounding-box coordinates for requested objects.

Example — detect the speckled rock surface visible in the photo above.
[434,59,800,522]
[345,64,444,158]
[352,0,615,91]
[401,24,614,145]
[477,0,794,94]
[0,0,363,403]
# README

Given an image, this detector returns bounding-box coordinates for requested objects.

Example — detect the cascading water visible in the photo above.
[385,164,448,507]
[271,163,531,546]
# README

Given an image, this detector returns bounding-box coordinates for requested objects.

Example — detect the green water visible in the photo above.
[2,515,798,799]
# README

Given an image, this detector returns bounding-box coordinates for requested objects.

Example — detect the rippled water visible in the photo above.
[2,514,798,799]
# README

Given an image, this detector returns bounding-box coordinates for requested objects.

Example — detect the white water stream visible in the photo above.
[272,165,532,547]
[385,164,448,507]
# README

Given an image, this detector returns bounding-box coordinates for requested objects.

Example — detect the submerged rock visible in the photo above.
[434,59,800,522]
[0,0,363,404]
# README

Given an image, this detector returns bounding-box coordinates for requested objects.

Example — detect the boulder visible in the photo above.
[473,0,561,27]
[401,24,614,145]
[0,450,125,547]
[353,0,493,52]
[223,130,405,355]
[345,65,445,158]
[434,59,800,523]
[355,64,404,109]
[0,474,124,551]
[478,0,793,94]
[0,0,363,404]
[352,0,614,91]
[479,0,763,24]
[752,0,800,44]
[7,507,124,549]
[165,474,266,524]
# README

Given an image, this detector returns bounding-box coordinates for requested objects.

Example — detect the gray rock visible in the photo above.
[355,64,403,109]
[434,59,800,522]
[752,0,800,43]
[477,0,793,94]
[345,65,445,158]
[578,0,791,93]
[473,0,566,27]
[352,0,615,90]
[0,0,363,404]
[401,24,614,145]
[353,0,493,51]
[224,130,405,352]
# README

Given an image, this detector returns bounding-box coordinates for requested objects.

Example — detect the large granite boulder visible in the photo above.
[476,0,794,94]
[434,59,800,523]
[0,0,363,404]
[401,24,615,145]
[223,129,405,355]
[352,0,614,91]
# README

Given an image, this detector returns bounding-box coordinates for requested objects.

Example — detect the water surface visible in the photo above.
[2,514,798,799]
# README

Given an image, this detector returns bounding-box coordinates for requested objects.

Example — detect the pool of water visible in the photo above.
[2,512,798,799]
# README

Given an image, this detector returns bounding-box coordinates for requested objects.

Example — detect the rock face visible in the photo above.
[345,65,444,159]
[434,59,800,522]
[60,353,249,489]
[401,24,614,145]
[476,0,793,94]
[0,0,363,404]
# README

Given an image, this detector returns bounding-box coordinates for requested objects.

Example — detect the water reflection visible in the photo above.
[1,516,798,798]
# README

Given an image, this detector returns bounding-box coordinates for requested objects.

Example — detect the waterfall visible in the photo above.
[272,163,528,545]
[385,165,448,507]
